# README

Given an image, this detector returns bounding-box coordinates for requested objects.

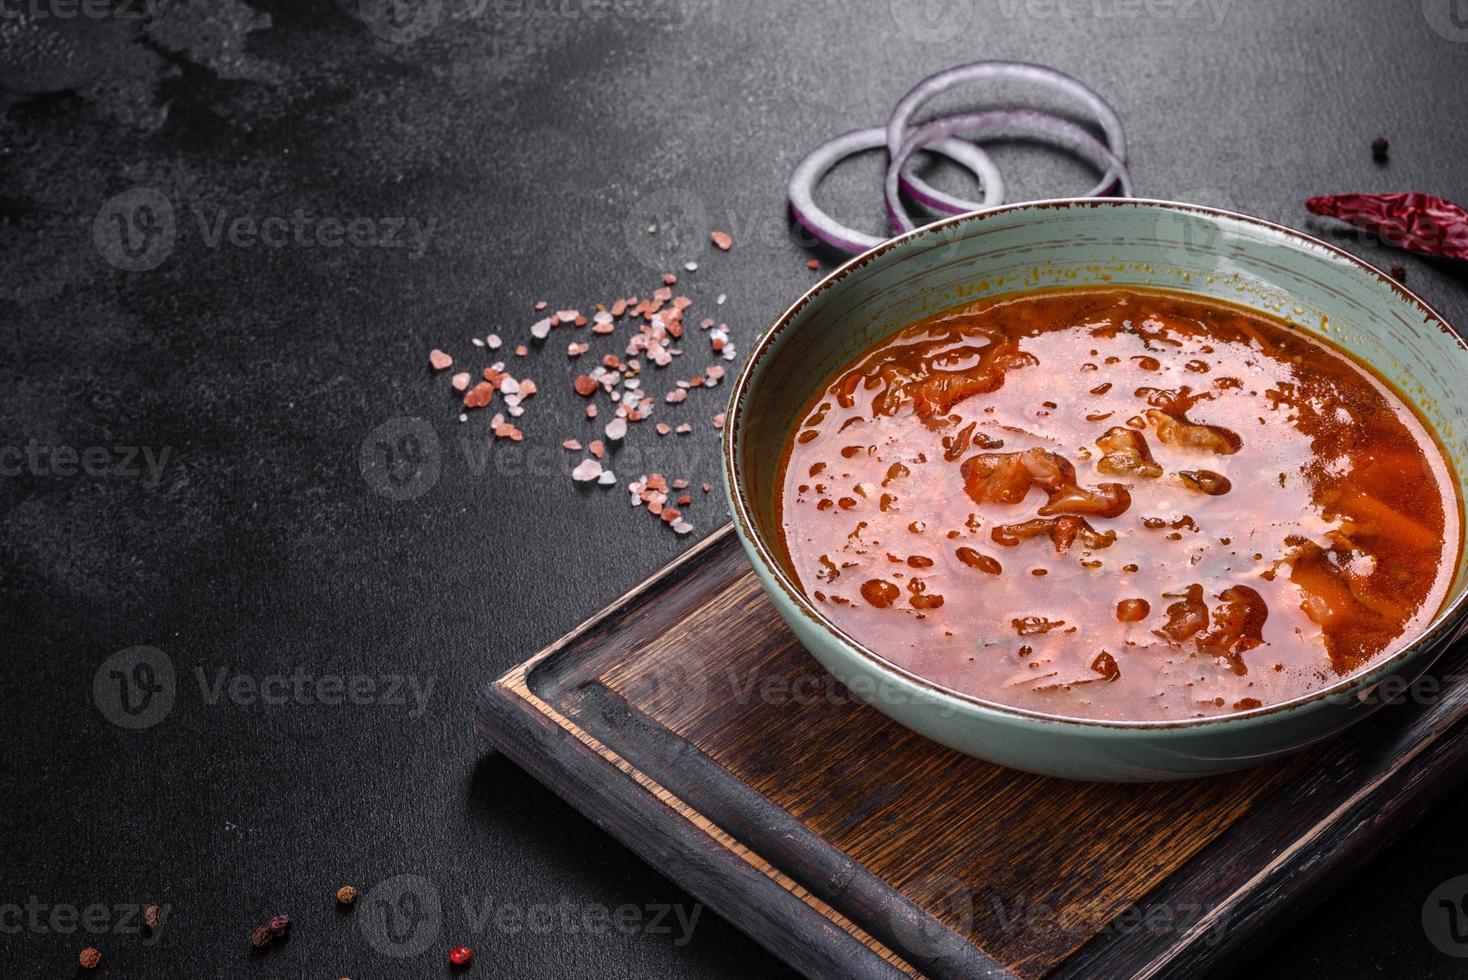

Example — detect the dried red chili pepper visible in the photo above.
[1306,192,1468,261]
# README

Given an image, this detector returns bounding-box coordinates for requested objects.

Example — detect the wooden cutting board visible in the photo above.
[478,525,1468,979]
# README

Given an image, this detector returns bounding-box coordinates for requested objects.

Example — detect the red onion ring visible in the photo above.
[884,109,1132,234]
[886,61,1127,215]
[788,126,1004,255]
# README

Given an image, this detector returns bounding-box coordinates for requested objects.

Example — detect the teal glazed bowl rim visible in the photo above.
[722,197,1468,733]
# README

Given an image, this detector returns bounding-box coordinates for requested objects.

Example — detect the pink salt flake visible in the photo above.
[535,300,548,310]
[488,334,502,349]
[675,423,692,435]
[712,412,725,429]
[562,439,583,451]
[605,417,628,442]
[589,440,605,459]
[429,349,453,371]
[463,381,495,409]
[515,345,528,357]
[451,372,471,391]
[571,458,603,482]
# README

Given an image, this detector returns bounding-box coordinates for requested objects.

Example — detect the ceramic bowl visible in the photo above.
[723,198,1468,781]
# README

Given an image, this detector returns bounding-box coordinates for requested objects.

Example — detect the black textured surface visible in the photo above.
[3,0,1468,977]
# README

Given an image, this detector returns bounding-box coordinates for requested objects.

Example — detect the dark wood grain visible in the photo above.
[480,524,1468,979]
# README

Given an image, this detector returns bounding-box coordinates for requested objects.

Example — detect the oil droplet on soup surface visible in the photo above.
[777,288,1461,721]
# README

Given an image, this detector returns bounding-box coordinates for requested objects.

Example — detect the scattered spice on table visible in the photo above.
[251,925,274,948]
[336,885,358,905]
[1370,135,1389,159]
[425,243,742,539]
[1391,263,1406,281]
[79,947,101,969]
[144,904,163,929]
[450,945,474,966]
[1305,192,1468,260]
